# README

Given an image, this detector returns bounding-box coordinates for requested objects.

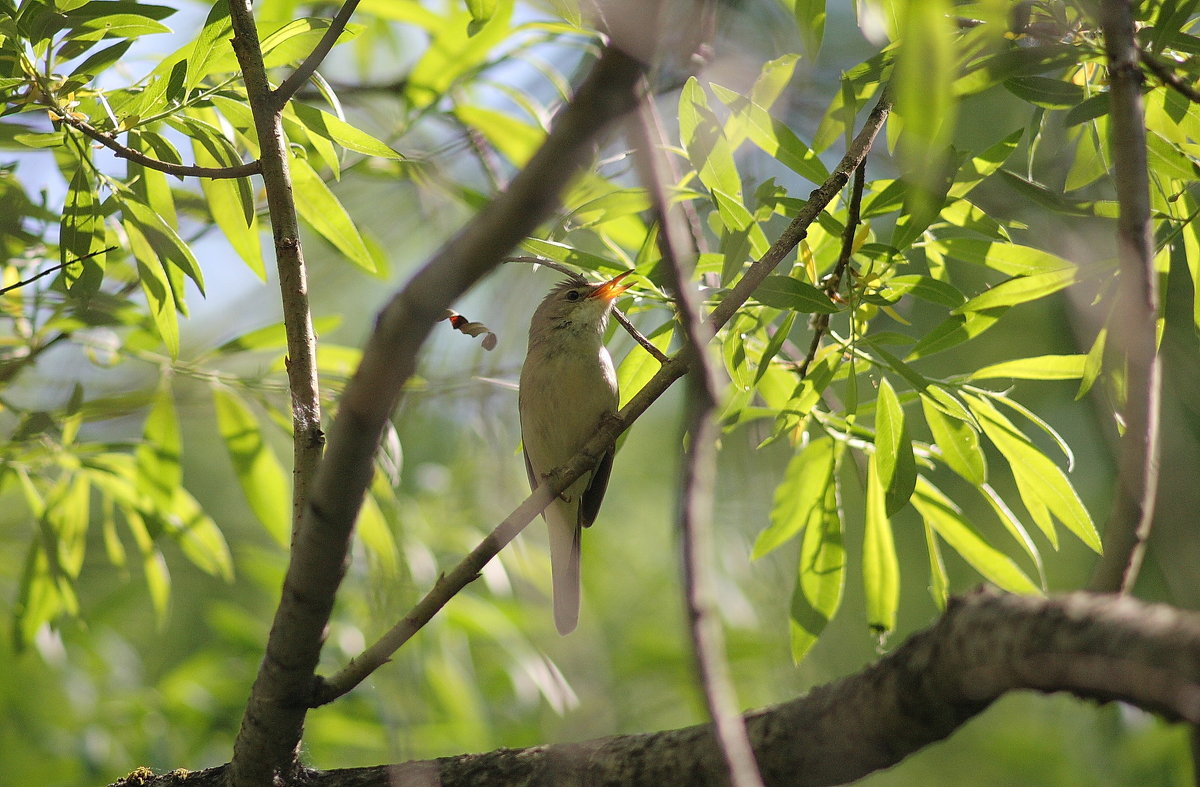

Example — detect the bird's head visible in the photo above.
[529,271,633,338]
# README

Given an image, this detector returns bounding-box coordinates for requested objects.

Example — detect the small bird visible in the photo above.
[519,271,632,635]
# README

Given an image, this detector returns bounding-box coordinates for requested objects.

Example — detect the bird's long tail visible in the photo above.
[545,498,581,636]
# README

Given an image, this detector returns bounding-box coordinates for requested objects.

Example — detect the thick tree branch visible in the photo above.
[629,82,762,787]
[1088,0,1162,594]
[111,590,1200,787]
[227,0,326,781]
[58,113,261,179]
[318,88,894,705]
[271,0,362,110]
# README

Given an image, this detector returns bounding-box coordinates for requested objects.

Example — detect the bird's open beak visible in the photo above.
[588,270,634,301]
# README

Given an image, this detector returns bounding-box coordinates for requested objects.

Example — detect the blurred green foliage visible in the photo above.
[0,0,1197,784]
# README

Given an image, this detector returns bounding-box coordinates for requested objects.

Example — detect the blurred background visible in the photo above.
[0,1,1197,784]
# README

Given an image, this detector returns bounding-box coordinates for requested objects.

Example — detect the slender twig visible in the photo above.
[1088,0,1162,594]
[271,0,362,110]
[0,247,115,296]
[226,0,326,781]
[629,79,763,787]
[1138,47,1200,104]
[316,88,894,707]
[798,160,867,379]
[57,114,260,179]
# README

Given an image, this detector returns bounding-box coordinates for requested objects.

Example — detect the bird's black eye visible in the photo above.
[565,290,582,301]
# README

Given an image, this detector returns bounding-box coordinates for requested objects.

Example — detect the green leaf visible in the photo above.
[790,480,843,662]
[291,102,404,160]
[212,387,291,548]
[188,121,262,278]
[679,78,742,200]
[616,324,672,408]
[124,219,179,357]
[753,275,838,313]
[68,38,132,79]
[863,453,898,634]
[932,237,1078,276]
[754,436,835,558]
[1003,76,1085,108]
[948,129,1023,199]
[970,354,1086,381]
[162,486,234,581]
[980,483,1044,586]
[954,268,1077,313]
[965,394,1101,553]
[921,395,986,484]
[911,478,1041,594]
[216,315,343,355]
[894,0,956,192]
[711,80,828,185]
[121,194,205,295]
[290,155,375,273]
[923,520,949,610]
[754,310,797,384]
[357,491,399,573]
[455,104,542,167]
[519,238,620,274]
[785,0,825,56]
[875,377,916,515]
[185,0,231,96]
[1077,327,1106,399]
[60,164,107,295]
[907,309,1006,359]
[885,274,966,308]
[135,380,181,510]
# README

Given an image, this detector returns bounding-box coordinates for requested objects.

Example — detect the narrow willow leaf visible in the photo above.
[790,481,843,663]
[894,0,956,193]
[518,238,618,273]
[787,0,826,57]
[61,165,106,295]
[965,394,1101,553]
[711,84,828,184]
[679,77,742,200]
[291,102,404,160]
[1076,327,1106,399]
[185,0,232,96]
[192,135,263,278]
[290,156,375,273]
[908,309,1006,359]
[455,104,542,167]
[617,324,672,408]
[988,394,1076,470]
[923,520,949,610]
[755,311,797,385]
[863,453,898,634]
[754,436,835,558]
[886,274,966,308]
[212,387,291,547]
[46,473,90,577]
[970,354,1087,381]
[754,275,838,313]
[911,478,1041,594]
[121,195,205,294]
[142,547,171,624]
[875,377,917,514]
[216,315,342,355]
[357,492,400,574]
[124,219,180,357]
[921,395,986,484]
[954,268,1077,313]
[980,483,1045,587]
[163,487,234,581]
[948,129,1023,199]
[933,237,1077,276]
[135,380,181,510]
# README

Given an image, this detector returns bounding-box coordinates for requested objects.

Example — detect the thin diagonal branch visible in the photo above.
[1088,0,1162,594]
[271,0,362,110]
[798,160,866,379]
[629,81,762,787]
[58,114,260,179]
[0,247,115,296]
[317,88,894,706]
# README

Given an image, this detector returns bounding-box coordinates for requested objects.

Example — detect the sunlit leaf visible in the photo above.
[790,480,843,662]
[754,436,835,558]
[616,323,672,408]
[921,395,985,485]
[911,478,1040,595]
[212,387,291,548]
[875,376,916,514]
[970,354,1087,381]
[753,275,838,313]
[291,155,376,273]
[863,453,898,634]
[60,164,107,295]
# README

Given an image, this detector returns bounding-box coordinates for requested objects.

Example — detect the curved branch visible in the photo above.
[1139,47,1200,104]
[629,80,762,787]
[59,114,260,179]
[271,0,362,110]
[109,590,1200,787]
[1088,0,1162,593]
